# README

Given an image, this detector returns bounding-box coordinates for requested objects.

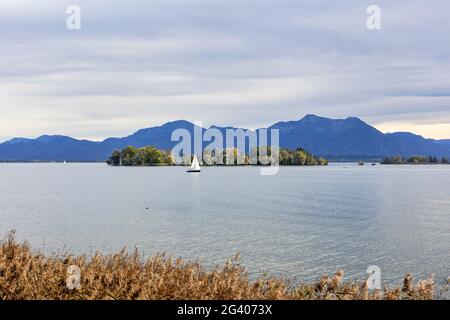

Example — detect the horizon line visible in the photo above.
[1,114,449,144]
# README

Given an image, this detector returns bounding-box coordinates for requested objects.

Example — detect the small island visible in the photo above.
[381,155,449,165]
[106,146,328,166]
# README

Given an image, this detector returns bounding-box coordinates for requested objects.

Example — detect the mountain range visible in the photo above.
[1,115,449,161]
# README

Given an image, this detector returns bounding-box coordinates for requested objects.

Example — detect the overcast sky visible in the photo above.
[0,0,449,141]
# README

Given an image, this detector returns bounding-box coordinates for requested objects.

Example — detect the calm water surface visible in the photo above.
[0,163,449,285]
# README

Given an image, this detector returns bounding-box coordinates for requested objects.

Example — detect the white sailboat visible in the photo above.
[187,154,201,173]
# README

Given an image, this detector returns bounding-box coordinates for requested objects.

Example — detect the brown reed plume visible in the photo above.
[0,231,446,300]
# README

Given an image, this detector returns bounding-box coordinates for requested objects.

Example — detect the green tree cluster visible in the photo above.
[107,146,172,166]
[381,155,405,164]
[107,146,328,166]
[278,148,328,165]
[381,155,449,165]
[202,147,327,166]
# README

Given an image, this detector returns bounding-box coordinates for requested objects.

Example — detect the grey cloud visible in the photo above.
[0,0,450,140]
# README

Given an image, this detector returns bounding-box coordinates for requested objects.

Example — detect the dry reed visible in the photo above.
[0,231,447,300]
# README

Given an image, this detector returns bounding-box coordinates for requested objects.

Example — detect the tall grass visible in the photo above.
[0,231,447,300]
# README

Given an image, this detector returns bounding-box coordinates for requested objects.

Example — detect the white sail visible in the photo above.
[189,155,201,171]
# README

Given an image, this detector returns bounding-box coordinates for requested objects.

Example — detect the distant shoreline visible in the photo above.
[0,160,104,163]
[1,160,449,166]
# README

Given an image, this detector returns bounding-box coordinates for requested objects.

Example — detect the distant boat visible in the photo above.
[187,155,201,173]
[358,161,364,166]
[63,161,67,164]
[371,163,376,166]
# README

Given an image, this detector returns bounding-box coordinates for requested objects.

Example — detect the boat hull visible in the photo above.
[187,170,201,173]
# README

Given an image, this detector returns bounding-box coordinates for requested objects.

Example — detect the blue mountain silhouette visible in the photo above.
[1,115,449,161]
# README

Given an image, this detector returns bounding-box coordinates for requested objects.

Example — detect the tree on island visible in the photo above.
[381,155,449,165]
[107,146,328,166]
[107,146,172,166]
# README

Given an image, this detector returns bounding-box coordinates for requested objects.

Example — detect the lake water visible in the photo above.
[0,163,449,286]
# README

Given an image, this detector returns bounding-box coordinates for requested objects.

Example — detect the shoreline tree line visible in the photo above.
[106,146,328,166]
[381,155,449,164]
